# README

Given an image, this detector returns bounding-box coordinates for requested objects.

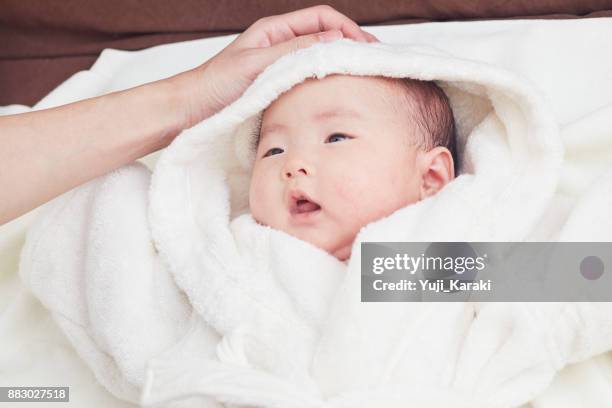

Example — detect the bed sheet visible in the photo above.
[2,17,612,407]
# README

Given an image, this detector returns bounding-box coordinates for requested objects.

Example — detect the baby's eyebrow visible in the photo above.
[313,108,362,121]
[260,123,286,139]
[259,108,362,141]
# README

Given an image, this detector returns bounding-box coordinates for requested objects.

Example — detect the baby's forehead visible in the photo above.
[255,75,419,149]
[262,74,413,120]
[294,74,408,97]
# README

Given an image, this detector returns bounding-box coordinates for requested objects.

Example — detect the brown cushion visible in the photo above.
[2,0,611,106]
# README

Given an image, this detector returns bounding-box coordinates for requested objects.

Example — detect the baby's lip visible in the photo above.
[287,189,322,216]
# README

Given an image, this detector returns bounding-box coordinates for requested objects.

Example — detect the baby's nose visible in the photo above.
[282,160,312,180]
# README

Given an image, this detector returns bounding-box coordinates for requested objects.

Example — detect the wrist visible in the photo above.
[167,61,217,130]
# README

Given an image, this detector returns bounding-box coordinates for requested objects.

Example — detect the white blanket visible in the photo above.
[4,18,612,408]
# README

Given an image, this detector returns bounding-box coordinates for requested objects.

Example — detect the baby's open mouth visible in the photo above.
[289,191,322,216]
[294,198,321,214]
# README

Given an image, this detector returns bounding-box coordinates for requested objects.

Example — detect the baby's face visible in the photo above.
[249,75,426,261]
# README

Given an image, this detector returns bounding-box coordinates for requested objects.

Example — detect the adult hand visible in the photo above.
[0,5,375,224]
[178,5,378,127]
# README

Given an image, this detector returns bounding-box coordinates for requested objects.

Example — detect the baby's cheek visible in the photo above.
[249,174,273,225]
[330,173,375,227]
[331,173,360,208]
[339,169,400,225]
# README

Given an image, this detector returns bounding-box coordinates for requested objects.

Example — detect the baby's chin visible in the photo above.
[306,234,354,263]
[331,244,352,263]
[253,216,354,263]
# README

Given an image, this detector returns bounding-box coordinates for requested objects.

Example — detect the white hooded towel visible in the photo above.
[19,40,612,408]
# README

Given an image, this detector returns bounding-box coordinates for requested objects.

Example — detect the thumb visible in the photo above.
[256,29,343,67]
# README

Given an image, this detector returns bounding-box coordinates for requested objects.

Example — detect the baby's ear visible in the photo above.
[418,147,455,200]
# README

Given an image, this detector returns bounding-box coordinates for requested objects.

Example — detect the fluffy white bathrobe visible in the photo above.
[19,40,612,408]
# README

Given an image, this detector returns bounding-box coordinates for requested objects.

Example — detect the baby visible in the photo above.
[249,74,456,261]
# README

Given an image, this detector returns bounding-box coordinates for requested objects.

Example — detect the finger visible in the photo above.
[363,30,379,43]
[253,29,343,69]
[286,5,368,41]
[253,5,369,45]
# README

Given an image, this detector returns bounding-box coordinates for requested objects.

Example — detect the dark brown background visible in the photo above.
[2,0,612,106]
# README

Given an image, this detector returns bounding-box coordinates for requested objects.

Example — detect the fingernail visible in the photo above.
[364,31,379,42]
[319,30,343,43]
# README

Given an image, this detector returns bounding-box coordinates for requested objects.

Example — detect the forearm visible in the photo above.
[0,5,373,226]
[0,69,207,224]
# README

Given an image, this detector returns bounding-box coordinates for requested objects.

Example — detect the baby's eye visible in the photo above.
[263,147,284,158]
[326,133,351,143]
